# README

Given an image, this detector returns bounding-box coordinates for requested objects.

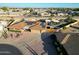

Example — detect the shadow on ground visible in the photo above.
[0,44,22,55]
[41,32,68,55]
[24,42,38,55]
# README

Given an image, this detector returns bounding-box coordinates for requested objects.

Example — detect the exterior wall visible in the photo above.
[31,29,40,34]
[31,29,45,34]
[41,12,51,16]
[57,13,68,16]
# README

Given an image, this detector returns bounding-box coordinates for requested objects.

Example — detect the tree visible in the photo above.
[48,8,53,11]
[32,12,38,15]
[51,14,54,17]
[65,16,73,22]
[48,17,52,20]
[63,26,67,30]
[72,8,79,11]
[23,8,29,10]
[12,9,16,12]
[30,8,33,12]
[1,7,9,12]
[65,16,76,23]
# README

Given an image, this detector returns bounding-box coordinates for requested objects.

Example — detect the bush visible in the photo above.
[9,29,21,32]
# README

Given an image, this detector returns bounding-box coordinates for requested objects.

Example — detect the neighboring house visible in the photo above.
[68,11,79,15]
[0,12,7,15]
[46,20,51,23]
[41,12,51,16]
[26,10,30,13]
[24,18,37,22]
[57,12,68,16]
[52,19,60,23]
[8,12,21,16]
[33,8,48,13]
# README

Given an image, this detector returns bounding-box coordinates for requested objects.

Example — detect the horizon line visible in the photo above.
[0,3,79,8]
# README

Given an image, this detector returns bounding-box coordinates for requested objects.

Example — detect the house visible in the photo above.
[0,12,7,15]
[24,18,37,22]
[52,19,60,23]
[57,12,68,16]
[41,12,51,16]
[68,11,79,16]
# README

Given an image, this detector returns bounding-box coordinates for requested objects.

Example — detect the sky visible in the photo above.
[0,3,79,8]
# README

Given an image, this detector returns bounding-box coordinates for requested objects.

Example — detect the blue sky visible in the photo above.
[0,3,79,8]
